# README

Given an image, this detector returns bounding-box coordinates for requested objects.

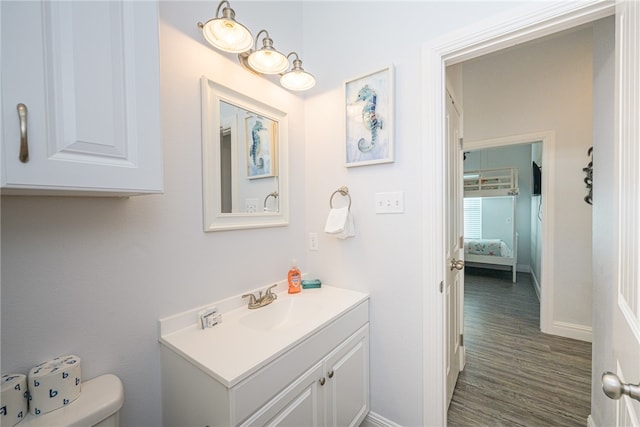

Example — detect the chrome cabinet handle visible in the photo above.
[328,370,334,378]
[450,258,465,271]
[602,372,640,402]
[319,377,326,386]
[17,103,29,163]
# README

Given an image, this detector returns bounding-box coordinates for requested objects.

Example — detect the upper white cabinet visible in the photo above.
[1,1,163,196]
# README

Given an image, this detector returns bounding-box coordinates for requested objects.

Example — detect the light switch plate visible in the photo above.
[375,191,404,214]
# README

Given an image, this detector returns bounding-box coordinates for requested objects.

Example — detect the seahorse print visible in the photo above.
[250,120,265,168]
[354,85,383,152]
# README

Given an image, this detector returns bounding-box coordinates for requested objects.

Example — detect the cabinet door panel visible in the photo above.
[325,326,369,427]
[1,0,162,194]
[241,364,324,427]
[44,1,129,163]
[1,1,47,179]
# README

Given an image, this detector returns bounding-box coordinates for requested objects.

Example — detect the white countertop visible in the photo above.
[158,285,368,388]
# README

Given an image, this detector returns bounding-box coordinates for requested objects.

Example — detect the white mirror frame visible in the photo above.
[201,76,289,231]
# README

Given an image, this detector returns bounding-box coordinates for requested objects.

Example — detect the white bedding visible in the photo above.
[464,239,513,258]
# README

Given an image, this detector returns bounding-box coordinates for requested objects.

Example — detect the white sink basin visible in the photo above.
[239,296,323,331]
[159,285,369,387]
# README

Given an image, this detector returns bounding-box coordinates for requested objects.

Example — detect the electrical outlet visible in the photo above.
[375,191,404,214]
[245,198,259,213]
[309,232,319,251]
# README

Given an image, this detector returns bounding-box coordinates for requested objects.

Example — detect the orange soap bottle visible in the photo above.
[288,260,301,294]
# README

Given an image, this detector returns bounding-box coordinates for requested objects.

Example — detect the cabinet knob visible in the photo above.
[17,103,29,163]
[328,370,334,378]
[319,377,326,386]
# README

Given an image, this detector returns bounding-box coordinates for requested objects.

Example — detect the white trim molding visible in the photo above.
[551,320,593,343]
[530,265,542,303]
[361,411,402,427]
[421,1,614,425]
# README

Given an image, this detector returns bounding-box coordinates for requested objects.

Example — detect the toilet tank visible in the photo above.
[20,374,124,427]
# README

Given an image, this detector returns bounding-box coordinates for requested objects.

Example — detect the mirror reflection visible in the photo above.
[201,76,289,232]
[219,101,279,214]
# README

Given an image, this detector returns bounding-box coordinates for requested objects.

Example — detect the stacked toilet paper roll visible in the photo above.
[28,355,82,416]
[1,373,28,426]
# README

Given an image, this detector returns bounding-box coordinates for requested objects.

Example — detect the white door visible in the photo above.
[445,91,464,405]
[603,1,640,424]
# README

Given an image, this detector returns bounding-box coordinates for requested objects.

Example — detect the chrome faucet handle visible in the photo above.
[265,284,278,297]
[242,293,257,305]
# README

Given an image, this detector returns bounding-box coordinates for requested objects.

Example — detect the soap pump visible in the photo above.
[288,259,301,294]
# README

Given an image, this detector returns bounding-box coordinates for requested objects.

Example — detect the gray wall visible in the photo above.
[1,3,308,426]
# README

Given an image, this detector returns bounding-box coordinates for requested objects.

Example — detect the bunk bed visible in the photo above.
[464,167,519,283]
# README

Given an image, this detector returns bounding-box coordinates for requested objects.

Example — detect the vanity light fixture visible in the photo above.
[197,0,253,54]
[198,1,316,91]
[280,52,316,91]
[246,30,289,75]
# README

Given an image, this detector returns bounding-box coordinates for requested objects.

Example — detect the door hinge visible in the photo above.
[460,334,464,347]
[459,235,464,248]
[439,281,443,293]
[459,137,464,149]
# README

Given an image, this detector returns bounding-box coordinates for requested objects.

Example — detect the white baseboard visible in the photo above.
[588,414,597,427]
[546,320,592,343]
[530,266,541,302]
[360,411,401,427]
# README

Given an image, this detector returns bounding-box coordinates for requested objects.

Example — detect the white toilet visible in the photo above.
[19,374,124,427]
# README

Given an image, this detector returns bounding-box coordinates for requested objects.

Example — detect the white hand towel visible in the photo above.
[336,211,355,239]
[324,207,349,234]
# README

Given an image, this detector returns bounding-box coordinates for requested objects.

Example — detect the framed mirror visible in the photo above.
[201,76,289,231]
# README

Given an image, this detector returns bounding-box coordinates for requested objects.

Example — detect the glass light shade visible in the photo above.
[248,49,289,74]
[280,69,316,91]
[201,18,253,53]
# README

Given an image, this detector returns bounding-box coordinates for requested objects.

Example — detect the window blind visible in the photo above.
[464,197,482,239]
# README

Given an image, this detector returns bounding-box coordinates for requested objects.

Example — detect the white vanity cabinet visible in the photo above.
[1,1,163,196]
[241,325,369,427]
[159,287,369,427]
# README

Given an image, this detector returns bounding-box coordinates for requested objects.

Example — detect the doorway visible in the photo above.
[420,2,615,426]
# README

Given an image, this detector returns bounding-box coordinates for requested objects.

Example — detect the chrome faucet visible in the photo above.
[242,284,278,309]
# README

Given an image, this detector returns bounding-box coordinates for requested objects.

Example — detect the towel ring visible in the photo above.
[329,186,351,210]
[264,191,279,210]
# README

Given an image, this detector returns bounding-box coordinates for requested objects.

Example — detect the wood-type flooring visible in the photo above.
[447,267,592,427]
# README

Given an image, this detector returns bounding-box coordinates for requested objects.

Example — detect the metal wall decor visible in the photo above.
[582,146,593,205]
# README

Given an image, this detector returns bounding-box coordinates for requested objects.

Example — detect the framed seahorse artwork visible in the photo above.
[344,65,394,167]
[245,114,277,179]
